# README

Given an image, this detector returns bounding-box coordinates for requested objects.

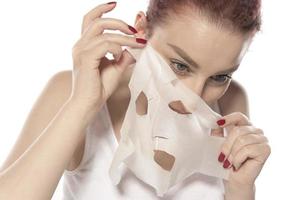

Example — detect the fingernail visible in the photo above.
[223,159,231,169]
[218,152,225,162]
[107,1,117,5]
[128,25,138,33]
[217,119,226,126]
[136,38,147,44]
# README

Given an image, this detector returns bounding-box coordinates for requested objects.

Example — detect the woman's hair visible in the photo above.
[145,0,261,38]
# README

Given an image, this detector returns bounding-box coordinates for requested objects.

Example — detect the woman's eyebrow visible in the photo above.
[166,42,240,74]
[214,64,240,75]
[167,43,201,69]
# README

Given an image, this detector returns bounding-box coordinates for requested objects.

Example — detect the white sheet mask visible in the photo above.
[108,42,229,197]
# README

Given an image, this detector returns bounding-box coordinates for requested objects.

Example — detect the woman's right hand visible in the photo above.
[69,1,147,110]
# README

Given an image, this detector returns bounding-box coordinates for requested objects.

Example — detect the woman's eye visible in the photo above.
[169,60,191,76]
[210,74,232,84]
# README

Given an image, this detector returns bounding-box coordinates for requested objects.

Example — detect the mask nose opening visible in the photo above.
[168,100,192,115]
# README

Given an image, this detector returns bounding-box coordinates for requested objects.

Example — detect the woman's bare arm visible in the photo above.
[0,71,96,200]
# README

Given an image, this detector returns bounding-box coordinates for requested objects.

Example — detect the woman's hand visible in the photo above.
[70,1,147,110]
[214,112,271,198]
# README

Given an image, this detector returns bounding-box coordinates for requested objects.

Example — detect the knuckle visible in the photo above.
[233,111,248,121]
[72,47,80,58]
[95,18,112,30]
[264,136,269,143]
[243,145,251,154]
[232,111,242,117]
[101,33,110,39]
[72,44,85,56]
[232,126,240,135]
[94,17,104,26]
[237,135,246,146]
[83,14,90,22]
[256,127,264,135]
[104,17,125,25]
[239,112,248,120]
[72,43,81,51]
[221,143,230,155]
[227,154,234,162]
[101,40,111,48]
[265,144,271,155]
[231,154,238,164]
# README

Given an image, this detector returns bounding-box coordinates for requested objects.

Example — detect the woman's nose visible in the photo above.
[190,79,206,98]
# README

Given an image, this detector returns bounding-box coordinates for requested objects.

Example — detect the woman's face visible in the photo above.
[136,12,253,105]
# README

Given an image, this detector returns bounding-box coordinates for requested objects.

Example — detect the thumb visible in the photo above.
[115,49,136,69]
[100,49,136,99]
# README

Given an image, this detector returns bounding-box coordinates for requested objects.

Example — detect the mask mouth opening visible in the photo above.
[153,149,176,171]
[153,136,175,171]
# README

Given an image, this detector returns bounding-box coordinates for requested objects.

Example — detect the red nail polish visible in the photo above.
[128,25,138,33]
[136,38,147,44]
[107,1,117,5]
[223,159,231,169]
[217,119,226,126]
[218,152,225,162]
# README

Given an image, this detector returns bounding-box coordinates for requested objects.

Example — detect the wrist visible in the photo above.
[224,182,255,200]
[67,97,104,112]
[65,98,103,124]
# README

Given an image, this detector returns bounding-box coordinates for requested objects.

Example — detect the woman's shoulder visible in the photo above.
[218,79,249,117]
[49,70,72,89]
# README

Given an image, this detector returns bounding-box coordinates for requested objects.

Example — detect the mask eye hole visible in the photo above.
[135,91,148,115]
[168,100,192,115]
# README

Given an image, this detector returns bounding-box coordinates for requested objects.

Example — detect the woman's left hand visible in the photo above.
[214,112,271,188]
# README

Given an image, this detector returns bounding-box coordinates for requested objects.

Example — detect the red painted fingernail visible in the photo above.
[107,1,117,5]
[136,38,147,44]
[128,25,138,33]
[223,159,231,169]
[218,152,225,162]
[217,119,226,126]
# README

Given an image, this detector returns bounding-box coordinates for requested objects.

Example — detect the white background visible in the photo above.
[0,0,299,199]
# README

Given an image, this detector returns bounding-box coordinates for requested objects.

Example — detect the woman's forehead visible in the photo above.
[151,21,252,71]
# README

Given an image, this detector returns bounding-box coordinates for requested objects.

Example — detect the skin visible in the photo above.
[0,2,270,199]
[107,11,253,141]
[107,7,270,200]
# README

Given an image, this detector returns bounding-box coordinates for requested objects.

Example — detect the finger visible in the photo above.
[88,40,136,72]
[217,112,252,128]
[81,2,117,35]
[231,143,271,170]
[83,17,137,40]
[218,125,260,164]
[230,133,268,163]
[75,41,122,70]
[86,32,146,51]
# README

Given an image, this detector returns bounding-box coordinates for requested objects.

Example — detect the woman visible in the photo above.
[0,0,271,199]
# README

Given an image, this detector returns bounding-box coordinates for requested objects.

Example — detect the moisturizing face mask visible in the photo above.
[108,42,229,197]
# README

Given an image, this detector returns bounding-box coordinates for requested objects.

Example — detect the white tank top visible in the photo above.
[62,102,225,200]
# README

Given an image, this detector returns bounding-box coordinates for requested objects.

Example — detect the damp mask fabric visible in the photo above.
[108,43,229,197]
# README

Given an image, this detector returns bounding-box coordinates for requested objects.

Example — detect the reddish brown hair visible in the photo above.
[145,0,261,38]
